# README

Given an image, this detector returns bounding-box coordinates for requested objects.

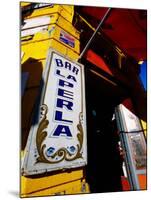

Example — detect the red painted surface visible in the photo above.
[121,176,131,191]
[81,7,147,61]
[85,49,113,75]
[121,98,135,113]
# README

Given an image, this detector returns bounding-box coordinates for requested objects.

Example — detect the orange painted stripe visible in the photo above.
[138,174,147,190]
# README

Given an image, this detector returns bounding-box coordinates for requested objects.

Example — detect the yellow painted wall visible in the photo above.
[21,3,89,197]
[23,4,74,23]
[21,178,89,197]
[21,2,31,7]
[141,120,147,137]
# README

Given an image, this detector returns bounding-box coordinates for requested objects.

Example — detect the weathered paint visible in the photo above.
[23,4,74,23]
[21,3,89,197]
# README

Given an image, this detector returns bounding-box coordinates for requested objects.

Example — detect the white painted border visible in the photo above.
[22,48,87,175]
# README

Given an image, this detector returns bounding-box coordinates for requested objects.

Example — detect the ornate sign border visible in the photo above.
[22,48,87,175]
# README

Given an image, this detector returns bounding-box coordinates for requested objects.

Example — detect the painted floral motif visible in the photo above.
[69,146,76,153]
[46,147,55,157]
[36,104,83,163]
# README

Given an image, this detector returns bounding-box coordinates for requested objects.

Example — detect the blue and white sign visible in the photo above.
[60,30,75,48]
[22,49,87,175]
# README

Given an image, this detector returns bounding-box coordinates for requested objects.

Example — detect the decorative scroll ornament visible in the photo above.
[36,104,83,164]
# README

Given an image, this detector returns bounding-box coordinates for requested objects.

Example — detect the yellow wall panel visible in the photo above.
[141,120,147,137]
[25,5,74,23]
[59,6,74,23]
[61,5,74,15]
[57,15,80,39]
[25,5,60,19]
[21,169,84,196]
[67,49,79,60]
[21,40,51,63]
[21,4,85,197]
[48,39,79,58]
[21,13,79,40]
[21,178,90,197]
[32,24,80,53]
[21,38,79,67]
[21,2,31,7]
[21,25,79,61]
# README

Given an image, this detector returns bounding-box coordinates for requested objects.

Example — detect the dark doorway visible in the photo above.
[85,67,128,193]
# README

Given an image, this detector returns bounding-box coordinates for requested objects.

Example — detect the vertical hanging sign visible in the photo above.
[22,49,87,175]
